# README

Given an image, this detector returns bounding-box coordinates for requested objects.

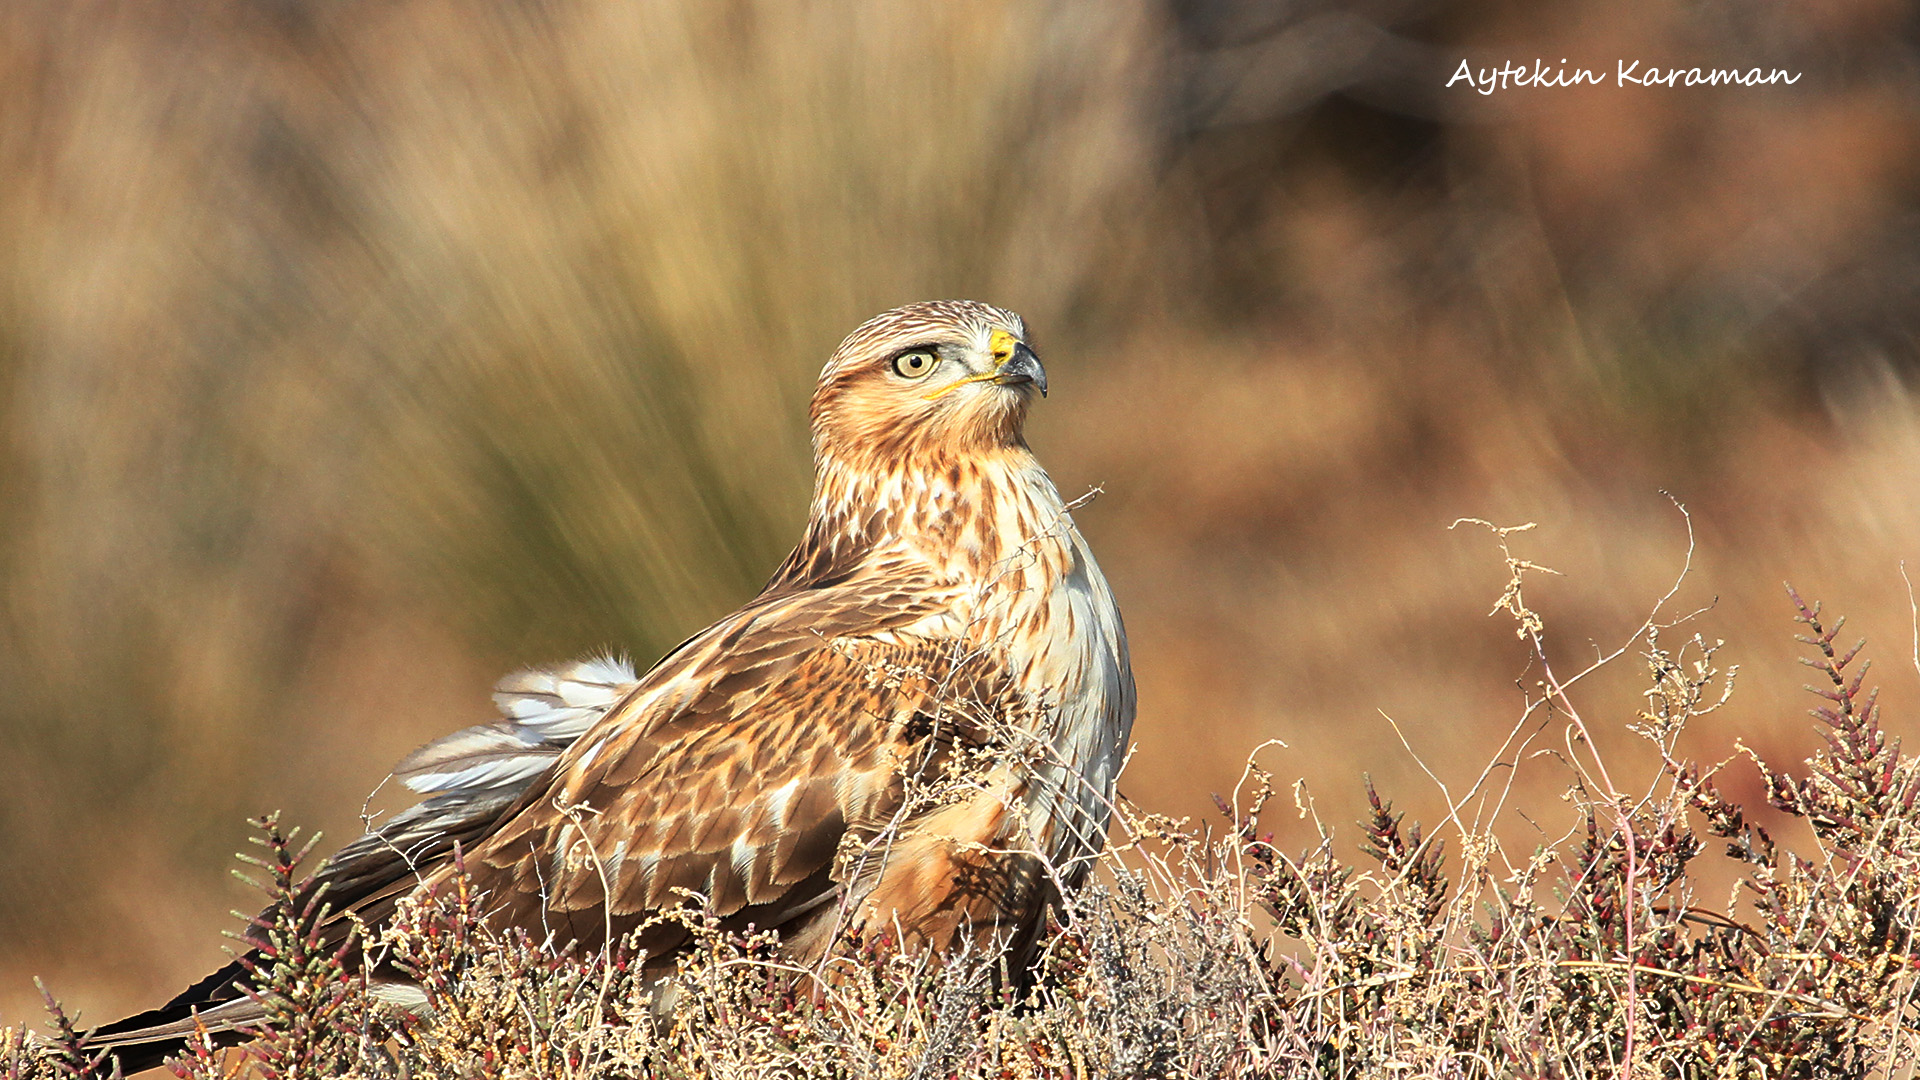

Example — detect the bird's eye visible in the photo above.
[892,351,937,379]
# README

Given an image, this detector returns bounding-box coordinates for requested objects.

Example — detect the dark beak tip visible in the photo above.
[1002,342,1048,397]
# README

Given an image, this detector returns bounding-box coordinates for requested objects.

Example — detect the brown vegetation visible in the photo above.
[12,568,1920,1075]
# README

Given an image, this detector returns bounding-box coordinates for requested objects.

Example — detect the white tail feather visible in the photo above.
[393,656,637,796]
[314,656,641,892]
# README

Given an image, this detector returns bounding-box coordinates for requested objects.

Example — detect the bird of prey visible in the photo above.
[84,299,1136,1071]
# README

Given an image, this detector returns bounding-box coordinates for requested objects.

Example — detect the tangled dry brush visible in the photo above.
[11,531,1920,1079]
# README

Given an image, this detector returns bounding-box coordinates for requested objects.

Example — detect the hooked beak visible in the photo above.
[992,342,1048,397]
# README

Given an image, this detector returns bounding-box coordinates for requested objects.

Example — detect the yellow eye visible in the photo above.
[892,351,937,379]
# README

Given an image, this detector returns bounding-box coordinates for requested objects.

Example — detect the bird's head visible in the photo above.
[810,300,1046,467]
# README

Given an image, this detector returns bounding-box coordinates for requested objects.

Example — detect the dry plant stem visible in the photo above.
[550,795,618,1080]
[1456,499,1698,1079]
[1903,561,1920,683]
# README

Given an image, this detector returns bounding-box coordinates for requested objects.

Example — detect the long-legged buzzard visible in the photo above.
[86,300,1135,1071]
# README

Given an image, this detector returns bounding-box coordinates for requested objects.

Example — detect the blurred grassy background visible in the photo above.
[3,0,1918,1027]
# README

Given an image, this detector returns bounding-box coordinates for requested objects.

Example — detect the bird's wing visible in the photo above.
[448,576,998,957]
[86,577,999,1070]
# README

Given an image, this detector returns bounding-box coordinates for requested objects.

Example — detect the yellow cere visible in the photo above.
[922,329,1026,401]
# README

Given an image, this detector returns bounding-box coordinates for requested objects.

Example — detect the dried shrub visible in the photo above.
[8,529,1920,1078]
